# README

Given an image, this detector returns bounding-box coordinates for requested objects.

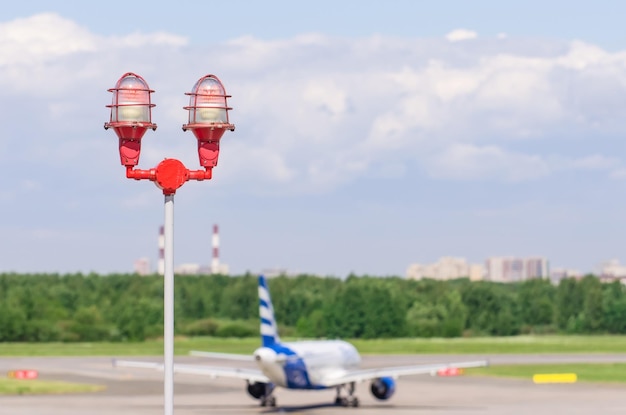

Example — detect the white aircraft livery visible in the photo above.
[115,275,489,408]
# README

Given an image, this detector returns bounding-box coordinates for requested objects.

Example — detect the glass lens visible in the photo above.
[190,77,227,124]
[114,76,151,122]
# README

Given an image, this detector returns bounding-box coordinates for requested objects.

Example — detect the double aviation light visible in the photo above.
[104,72,235,194]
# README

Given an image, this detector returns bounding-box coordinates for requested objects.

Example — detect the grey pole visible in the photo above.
[163,194,175,415]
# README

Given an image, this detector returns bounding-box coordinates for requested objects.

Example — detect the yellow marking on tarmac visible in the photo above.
[532,373,577,384]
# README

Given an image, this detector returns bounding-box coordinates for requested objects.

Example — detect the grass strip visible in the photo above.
[351,335,626,354]
[0,379,104,395]
[2,335,626,356]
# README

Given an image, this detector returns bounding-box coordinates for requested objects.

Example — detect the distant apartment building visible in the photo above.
[173,263,230,275]
[549,268,582,284]
[526,257,550,279]
[211,263,230,275]
[599,259,626,283]
[485,256,549,282]
[406,257,484,281]
[174,263,202,275]
[133,257,151,276]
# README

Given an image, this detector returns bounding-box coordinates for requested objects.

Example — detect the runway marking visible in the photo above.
[532,373,577,384]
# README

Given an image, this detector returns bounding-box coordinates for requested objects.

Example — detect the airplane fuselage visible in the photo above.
[253,339,360,389]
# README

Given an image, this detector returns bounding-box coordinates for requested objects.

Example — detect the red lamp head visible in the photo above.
[182,74,235,168]
[104,72,157,166]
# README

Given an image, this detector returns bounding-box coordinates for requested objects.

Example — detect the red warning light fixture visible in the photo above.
[104,72,157,167]
[104,72,235,195]
[183,74,235,168]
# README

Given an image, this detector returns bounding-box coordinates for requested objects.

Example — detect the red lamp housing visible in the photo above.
[182,74,235,168]
[104,72,157,166]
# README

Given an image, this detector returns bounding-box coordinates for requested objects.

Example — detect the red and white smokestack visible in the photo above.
[158,225,165,276]
[211,224,219,274]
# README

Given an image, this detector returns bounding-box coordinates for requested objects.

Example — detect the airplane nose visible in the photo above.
[253,347,277,364]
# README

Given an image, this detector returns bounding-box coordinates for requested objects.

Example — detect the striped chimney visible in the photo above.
[211,224,220,274]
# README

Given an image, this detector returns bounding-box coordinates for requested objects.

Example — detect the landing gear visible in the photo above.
[260,396,276,407]
[260,383,276,407]
[334,382,359,407]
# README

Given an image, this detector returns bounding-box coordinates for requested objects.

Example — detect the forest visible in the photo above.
[0,272,625,342]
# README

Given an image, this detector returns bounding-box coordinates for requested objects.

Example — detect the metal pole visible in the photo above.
[163,194,175,415]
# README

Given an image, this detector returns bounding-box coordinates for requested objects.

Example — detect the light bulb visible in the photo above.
[196,108,227,123]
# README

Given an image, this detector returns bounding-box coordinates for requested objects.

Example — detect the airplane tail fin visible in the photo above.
[258,275,280,347]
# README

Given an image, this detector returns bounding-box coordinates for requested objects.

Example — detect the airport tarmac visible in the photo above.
[0,355,625,414]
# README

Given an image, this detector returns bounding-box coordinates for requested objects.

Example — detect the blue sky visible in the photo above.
[2,1,626,277]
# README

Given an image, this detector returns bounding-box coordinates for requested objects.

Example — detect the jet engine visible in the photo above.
[246,382,267,399]
[370,377,396,400]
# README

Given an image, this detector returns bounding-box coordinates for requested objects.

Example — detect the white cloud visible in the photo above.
[609,168,626,179]
[108,31,188,49]
[0,13,187,96]
[565,154,621,170]
[425,144,550,181]
[0,13,97,65]
[302,81,348,117]
[0,12,187,66]
[425,151,624,182]
[445,29,478,42]
[2,14,626,194]
[557,40,609,70]
[217,142,296,188]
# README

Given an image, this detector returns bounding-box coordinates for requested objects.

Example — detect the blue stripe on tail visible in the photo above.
[258,275,280,347]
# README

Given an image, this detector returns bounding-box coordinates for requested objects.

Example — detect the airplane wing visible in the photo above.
[317,359,489,387]
[189,350,255,362]
[113,359,269,383]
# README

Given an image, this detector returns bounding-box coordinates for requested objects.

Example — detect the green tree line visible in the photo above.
[0,273,625,342]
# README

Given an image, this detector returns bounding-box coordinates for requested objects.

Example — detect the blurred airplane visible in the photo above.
[115,274,488,407]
